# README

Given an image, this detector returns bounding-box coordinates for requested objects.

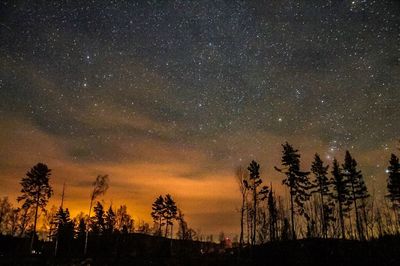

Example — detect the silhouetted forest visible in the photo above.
[1,142,400,265]
[236,142,400,244]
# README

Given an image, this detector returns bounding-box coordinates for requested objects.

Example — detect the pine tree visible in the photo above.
[151,195,165,235]
[90,202,105,235]
[267,187,278,241]
[275,142,311,240]
[386,153,400,229]
[387,154,400,208]
[104,206,116,235]
[310,153,331,238]
[17,163,53,251]
[163,194,178,238]
[330,158,350,239]
[77,218,86,241]
[245,160,268,245]
[342,151,369,240]
[53,207,74,255]
[53,207,67,238]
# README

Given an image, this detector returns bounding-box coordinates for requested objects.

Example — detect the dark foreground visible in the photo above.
[1,234,400,265]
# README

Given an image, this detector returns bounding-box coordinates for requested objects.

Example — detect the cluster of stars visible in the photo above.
[0,0,398,189]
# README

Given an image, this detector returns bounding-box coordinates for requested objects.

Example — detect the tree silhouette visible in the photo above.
[90,201,105,235]
[151,195,165,236]
[7,141,400,260]
[104,205,116,235]
[246,160,268,245]
[0,197,12,234]
[342,151,369,240]
[310,153,331,238]
[235,166,249,247]
[151,194,178,238]
[281,218,290,241]
[176,210,187,240]
[330,158,350,239]
[17,163,53,251]
[267,187,278,241]
[115,205,134,233]
[386,153,400,226]
[53,207,74,255]
[275,142,311,240]
[18,206,34,237]
[9,207,20,236]
[176,209,195,240]
[77,218,86,241]
[163,194,178,238]
[42,206,57,242]
[84,174,109,254]
[387,154,400,208]
[246,201,252,244]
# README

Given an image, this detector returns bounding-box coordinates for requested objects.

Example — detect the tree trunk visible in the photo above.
[376,209,383,238]
[338,201,345,240]
[19,208,28,237]
[30,192,40,252]
[253,186,257,245]
[239,194,245,247]
[290,188,296,240]
[159,216,162,235]
[320,188,326,238]
[362,203,369,239]
[349,215,354,239]
[84,198,93,255]
[349,181,363,240]
[165,220,169,237]
[246,207,250,244]
[392,205,399,234]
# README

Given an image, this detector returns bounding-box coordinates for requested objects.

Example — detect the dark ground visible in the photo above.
[1,234,400,265]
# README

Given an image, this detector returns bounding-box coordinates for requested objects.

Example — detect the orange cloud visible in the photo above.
[0,103,395,237]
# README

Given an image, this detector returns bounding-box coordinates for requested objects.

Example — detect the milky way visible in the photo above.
[0,1,399,235]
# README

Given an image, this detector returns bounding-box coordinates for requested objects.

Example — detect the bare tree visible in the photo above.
[235,166,249,247]
[115,205,134,233]
[0,197,12,234]
[41,205,57,241]
[246,161,268,245]
[84,174,109,255]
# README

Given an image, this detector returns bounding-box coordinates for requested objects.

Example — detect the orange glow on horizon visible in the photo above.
[0,114,395,237]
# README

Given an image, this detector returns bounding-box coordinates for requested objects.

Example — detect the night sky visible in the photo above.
[1,1,399,236]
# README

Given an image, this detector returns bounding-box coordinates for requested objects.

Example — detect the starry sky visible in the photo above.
[0,0,399,236]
